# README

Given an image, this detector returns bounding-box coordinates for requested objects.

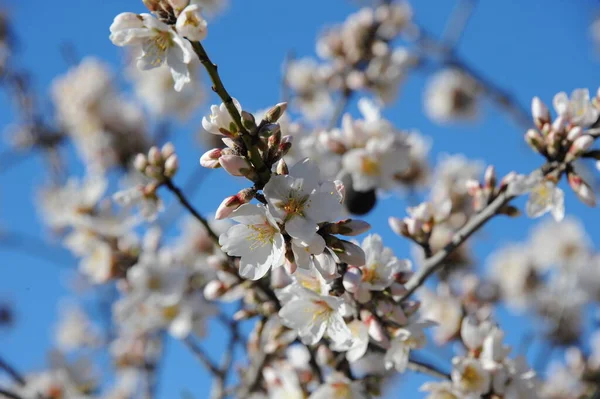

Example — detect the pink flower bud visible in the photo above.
[215,195,243,219]
[263,102,288,123]
[329,219,371,236]
[567,135,594,161]
[134,153,148,172]
[568,173,596,207]
[203,280,225,300]
[219,155,251,177]
[275,159,288,175]
[342,266,362,294]
[551,115,567,134]
[531,97,549,128]
[164,154,179,177]
[200,148,223,168]
[388,216,408,237]
[566,126,583,142]
[361,310,388,345]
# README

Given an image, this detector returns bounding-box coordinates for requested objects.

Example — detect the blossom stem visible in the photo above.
[162,177,220,245]
[190,41,271,186]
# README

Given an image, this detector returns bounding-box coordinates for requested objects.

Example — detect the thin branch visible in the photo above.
[0,356,26,386]
[399,161,565,301]
[162,177,220,245]
[183,337,222,377]
[441,0,478,49]
[190,40,271,185]
[0,387,24,399]
[407,358,451,380]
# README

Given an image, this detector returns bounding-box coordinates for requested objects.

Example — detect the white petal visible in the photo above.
[285,215,317,241]
[326,313,353,347]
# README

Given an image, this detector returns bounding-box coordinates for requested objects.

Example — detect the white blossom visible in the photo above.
[384,321,432,372]
[219,204,285,280]
[109,12,195,91]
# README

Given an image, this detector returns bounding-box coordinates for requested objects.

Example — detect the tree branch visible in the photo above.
[183,337,222,377]
[162,177,220,245]
[0,356,26,387]
[0,387,24,399]
[407,358,451,380]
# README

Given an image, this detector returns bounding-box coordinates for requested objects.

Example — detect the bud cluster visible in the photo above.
[465,165,521,215]
[134,142,179,180]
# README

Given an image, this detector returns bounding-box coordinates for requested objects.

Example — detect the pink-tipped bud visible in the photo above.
[361,310,388,345]
[531,97,550,128]
[342,266,362,294]
[567,126,583,142]
[200,148,223,168]
[219,155,251,177]
[551,115,567,134]
[215,195,243,219]
[164,154,179,177]
[148,146,162,166]
[203,280,226,300]
[567,135,594,162]
[333,239,366,266]
[568,173,596,207]
[134,153,148,173]
[388,216,409,237]
[484,165,496,189]
[279,136,293,157]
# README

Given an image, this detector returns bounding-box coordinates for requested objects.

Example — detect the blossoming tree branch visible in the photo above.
[1,0,600,398]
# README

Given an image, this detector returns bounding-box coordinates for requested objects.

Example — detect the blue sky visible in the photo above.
[1,0,600,397]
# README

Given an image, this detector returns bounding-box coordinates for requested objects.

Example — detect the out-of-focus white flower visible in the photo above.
[286,58,333,120]
[219,204,285,280]
[308,373,368,399]
[55,304,101,351]
[114,184,164,222]
[263,362,304,399]
[460,314,494,351]
[424,69,480,124]
[384,321,433,372]
[264,159,343,241]
[279,289,352,346]
[553,88,599,128]
[451,357,490,396]
[419,286,462,344]
[109,12,195,91]
[480,328,511,369]
[420,381,462,399]
[488,245,538,310]
[330,319,369,363]
[529,217,591,269]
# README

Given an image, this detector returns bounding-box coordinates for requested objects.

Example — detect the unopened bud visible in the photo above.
[215,195,243,219]
[342,266,362,294]
[264,102,288,123]
[525,129,545,154]
[551,115,567,134]
[279,136,293,157]
[219,155,251,177]
[203,280,226,300]
[164,154,179,177]
[161,142,175,159]
[276,158,289,175]
[326,219,371,236]
[567,135,594,162]
[568,173,596,207]
[388,216,409,237]
[484,165,496,189]
[546,131,561,157]
[233,309,256,321]
[268,128,282,148]
[531,97,550,128]
[241,111,257,131]
[168,0,190,13]
[389,282,407,298]
[134,153,148,173]
[143,0,161,11]
[175,4,208,41]
[316,345,334,367]
[148,146,162,166]
[200,148,223,168]
[361,310,388,344]
[567,126,583,142]
[326,237,366,266]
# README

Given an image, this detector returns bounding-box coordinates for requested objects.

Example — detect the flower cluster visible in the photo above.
[110,0,209,91]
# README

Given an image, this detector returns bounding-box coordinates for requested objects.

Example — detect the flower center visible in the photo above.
[247,223,276,250]
[280,195,307,217]
[162,304,180,321]
[460,365,484,390]
[361,156,381,176]
[361,264,379,283]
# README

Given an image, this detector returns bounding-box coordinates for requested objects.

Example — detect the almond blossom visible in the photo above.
[109,12,196,91]
[219,203,286,280]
